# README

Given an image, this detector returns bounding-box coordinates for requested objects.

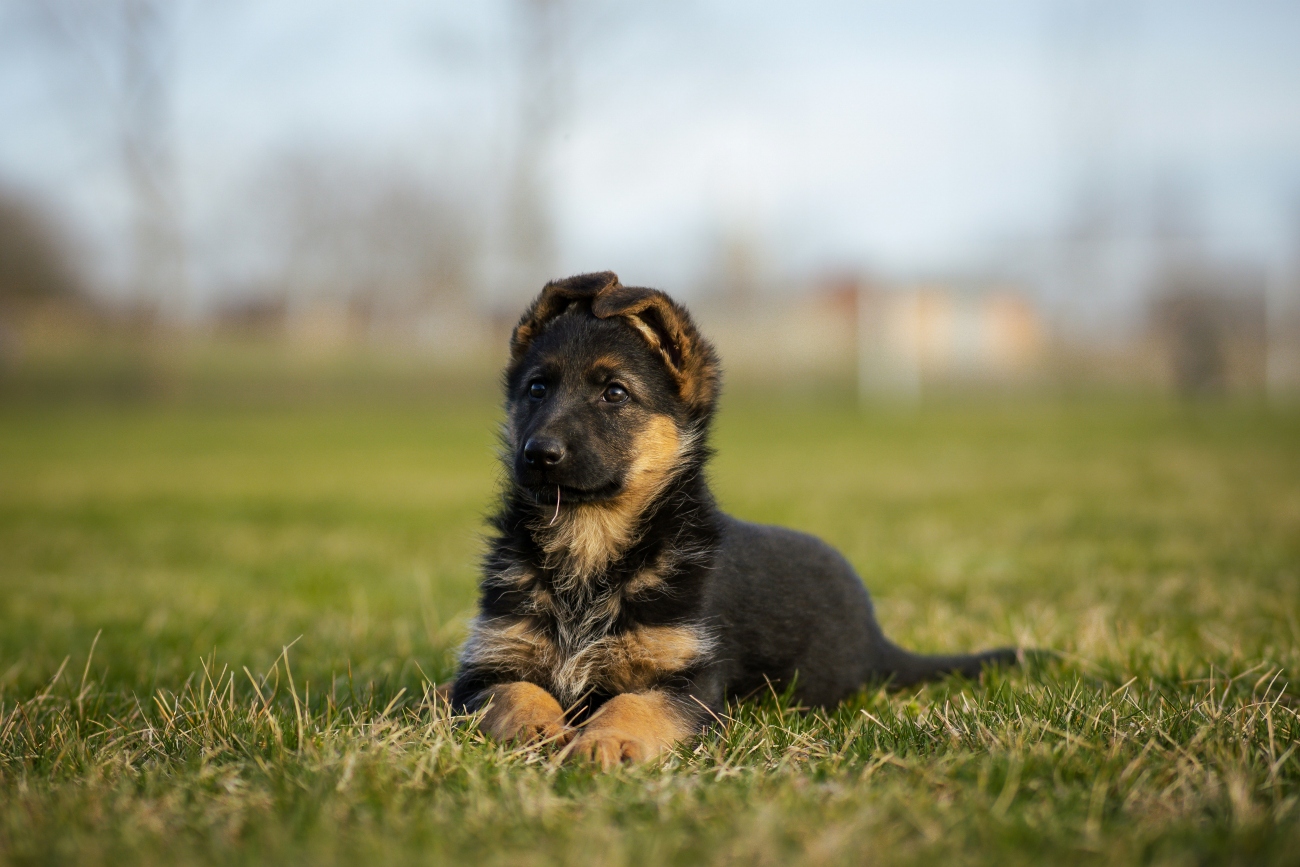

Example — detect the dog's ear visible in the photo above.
[509,271,620,363]
[591,285,720,416]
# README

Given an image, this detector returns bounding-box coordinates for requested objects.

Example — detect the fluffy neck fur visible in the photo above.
[491,420,713,590]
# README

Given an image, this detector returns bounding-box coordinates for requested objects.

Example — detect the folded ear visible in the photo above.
[509,271,620,363]
[591,284,719,416]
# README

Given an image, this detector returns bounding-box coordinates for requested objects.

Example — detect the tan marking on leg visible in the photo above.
[478,682,571,744]
[604,625,708,693]
[624,548,677,597]
[553,624,709,704]
[566,691,695,769]
[459,617,557,682]
[623,567,665,596]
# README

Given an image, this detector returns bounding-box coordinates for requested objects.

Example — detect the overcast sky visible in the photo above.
[1,0,1298,307]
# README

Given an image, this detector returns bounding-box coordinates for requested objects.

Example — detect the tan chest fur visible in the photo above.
[528,416,695,584]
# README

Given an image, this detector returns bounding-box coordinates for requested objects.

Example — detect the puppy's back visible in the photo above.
[703,516,889,707]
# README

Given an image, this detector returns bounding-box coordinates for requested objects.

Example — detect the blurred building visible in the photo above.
[691,275,1045,396]
[857,281,1045,399]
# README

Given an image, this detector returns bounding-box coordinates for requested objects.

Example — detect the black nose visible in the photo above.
[523,437,565,467]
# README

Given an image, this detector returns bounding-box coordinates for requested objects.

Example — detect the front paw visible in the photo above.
[566,728,660,769]
[561,691,690,769]
[478,682,571,745]
[495,713,571,745]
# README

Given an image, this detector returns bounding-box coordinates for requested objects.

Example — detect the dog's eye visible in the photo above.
[602,384,629,404]
[528,381,547,400]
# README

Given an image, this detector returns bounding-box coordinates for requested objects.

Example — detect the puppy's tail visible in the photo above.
[875,642,1025,688]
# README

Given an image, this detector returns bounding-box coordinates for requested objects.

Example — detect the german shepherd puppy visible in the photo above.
[451,271,1018,767]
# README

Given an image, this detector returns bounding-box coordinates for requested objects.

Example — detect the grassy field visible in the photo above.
[1,389,1298,865]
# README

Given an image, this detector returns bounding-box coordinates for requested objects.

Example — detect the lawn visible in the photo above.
[1,389,1297,865]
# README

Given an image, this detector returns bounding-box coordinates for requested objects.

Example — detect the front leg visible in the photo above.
[477,681,571,745]
[566,690,700,769]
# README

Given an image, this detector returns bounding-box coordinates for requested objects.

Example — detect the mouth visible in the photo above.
[525,480,623,506]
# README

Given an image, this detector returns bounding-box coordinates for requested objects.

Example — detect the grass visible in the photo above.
[1,389,1298,865]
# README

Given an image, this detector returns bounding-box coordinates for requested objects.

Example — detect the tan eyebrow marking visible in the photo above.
[585,355,627,380]
[585,357,651,395]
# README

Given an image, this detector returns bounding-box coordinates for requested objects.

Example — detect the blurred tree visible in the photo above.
[1150,265,1267,397]
[19,0,187,318]
[237,154,481,346]
[0,190,83,309]
[1152,291,1225,395]
[117,0,187,318]
[0,188,87,363]
[493,0,567,310]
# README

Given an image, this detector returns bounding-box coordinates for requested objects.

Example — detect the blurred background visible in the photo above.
[1,0,1299,399]
[2,13,1300,845]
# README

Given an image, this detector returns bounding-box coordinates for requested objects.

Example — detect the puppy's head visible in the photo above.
[502,272,719,508]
